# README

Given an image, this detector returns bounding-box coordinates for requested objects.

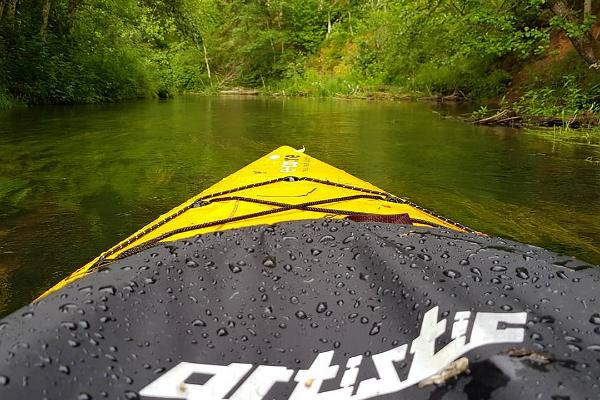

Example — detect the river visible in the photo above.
[0,96,598,317]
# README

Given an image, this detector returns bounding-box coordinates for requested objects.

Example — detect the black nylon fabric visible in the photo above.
[0,220,599,400]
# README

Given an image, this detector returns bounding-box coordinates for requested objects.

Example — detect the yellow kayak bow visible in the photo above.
[39,146,473,298]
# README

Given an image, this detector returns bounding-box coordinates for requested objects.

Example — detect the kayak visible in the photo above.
[39,145,474,299]
[0,146,598,400]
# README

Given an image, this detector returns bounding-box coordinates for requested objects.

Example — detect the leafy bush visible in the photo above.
[409,61,511,99]
[515,76,600,117]
[0,87,12,109]
[514,51,600,116]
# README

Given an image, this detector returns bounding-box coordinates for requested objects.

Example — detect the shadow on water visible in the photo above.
[0,96,598,316]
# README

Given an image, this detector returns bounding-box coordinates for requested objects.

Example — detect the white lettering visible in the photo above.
[469,312,527,348]
[288,351,351,399]
[451,311,471,339]
[340,355,362,388]
[280,160,299,173]
[230,365,294,400]
[139,362,252,400]
[353,345,407,400]
[408,307,467,383]
[139,309,528,400]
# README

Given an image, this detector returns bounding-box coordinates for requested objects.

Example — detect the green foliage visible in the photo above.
[515,78,600,117]
[411,61,512,98]
[278,68,365,97]
[550,13,596,39]
[0,87,12,109]
[0,0,218,105]
[348,0,548,97]
[514,51,600,117]
[0,0,598,121]
[471,105,491,120]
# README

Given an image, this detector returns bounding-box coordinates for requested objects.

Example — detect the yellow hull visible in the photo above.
[39,146,471,298]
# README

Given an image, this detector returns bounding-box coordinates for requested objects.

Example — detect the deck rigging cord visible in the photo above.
[93,176,475,266]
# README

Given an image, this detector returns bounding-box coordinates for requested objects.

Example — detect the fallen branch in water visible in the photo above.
[422,90,467,103]
[219,88,259,96]
[470,105,600,128]
[474,109,522,126]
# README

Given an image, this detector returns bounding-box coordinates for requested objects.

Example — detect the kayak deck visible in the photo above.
[39,146,472,298]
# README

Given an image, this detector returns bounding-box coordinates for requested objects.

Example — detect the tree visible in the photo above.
[546,0,598,66]
[66,0,80,33]
[6,0,16,17]
[40,0,51,37]
[176,1,216,83]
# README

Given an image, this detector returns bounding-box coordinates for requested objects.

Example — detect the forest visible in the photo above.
[1,0,599,125]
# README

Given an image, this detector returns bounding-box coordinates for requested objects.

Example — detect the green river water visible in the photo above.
[0,96,598,317]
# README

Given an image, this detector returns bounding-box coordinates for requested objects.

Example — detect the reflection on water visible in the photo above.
[0,96,598,316]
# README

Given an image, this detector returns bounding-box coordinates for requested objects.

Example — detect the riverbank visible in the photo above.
[5,84,600,142]
[3,1,600,132]
[212,83,600,137]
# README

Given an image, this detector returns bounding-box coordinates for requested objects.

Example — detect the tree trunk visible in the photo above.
[550,0,598,66]
[584,0,592,16]
[348,10,353,35]
[277,6,283,54]
[571,33,598,66]
[68,0,79,17]
[202,42,212,81]
[0,0,6,19]
[40,0,51,38]
[6,0,16,17]
[67,0,79,33]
